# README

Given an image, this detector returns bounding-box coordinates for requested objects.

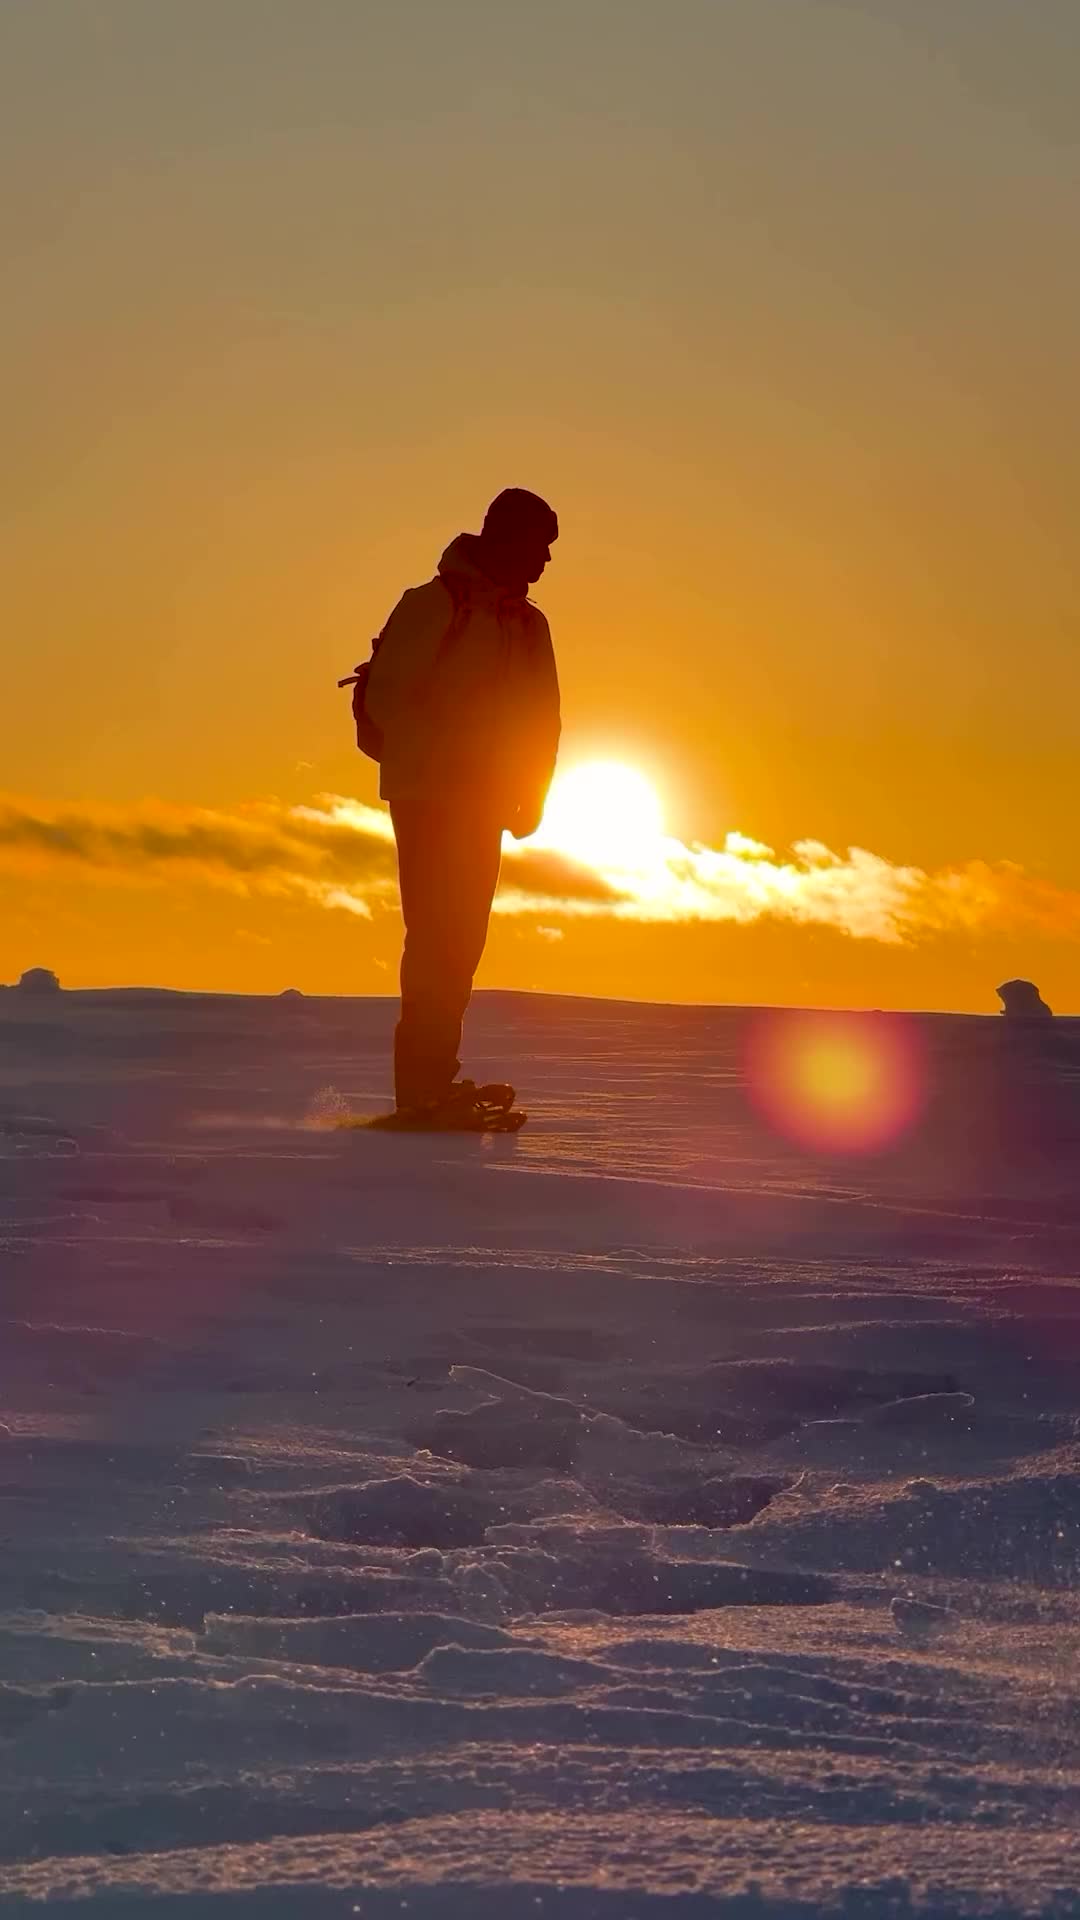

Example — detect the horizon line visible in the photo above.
[1,981,1064,1022]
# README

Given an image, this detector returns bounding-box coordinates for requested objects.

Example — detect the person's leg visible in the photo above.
[391,798,503,1110]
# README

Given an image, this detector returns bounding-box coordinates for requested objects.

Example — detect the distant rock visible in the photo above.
[997,978,1052,1021]
[18,967,61,996]
[891,1594,952,1643]
[279,987,304,1002]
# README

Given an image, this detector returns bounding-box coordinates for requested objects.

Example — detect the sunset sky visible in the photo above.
[4,0,1078,1008]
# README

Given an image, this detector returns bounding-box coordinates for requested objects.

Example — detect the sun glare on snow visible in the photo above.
[535,760,665,872]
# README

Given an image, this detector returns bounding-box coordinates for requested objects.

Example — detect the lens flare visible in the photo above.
[746,1011,926,1155]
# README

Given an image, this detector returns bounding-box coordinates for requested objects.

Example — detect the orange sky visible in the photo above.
[3,1,1078,1009]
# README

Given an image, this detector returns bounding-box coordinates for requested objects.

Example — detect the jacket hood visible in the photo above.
[438,532,528,604]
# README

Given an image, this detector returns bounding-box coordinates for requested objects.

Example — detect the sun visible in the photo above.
[533,760,665,871]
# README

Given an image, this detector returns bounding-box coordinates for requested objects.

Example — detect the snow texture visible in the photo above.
[2,988,1080,1915]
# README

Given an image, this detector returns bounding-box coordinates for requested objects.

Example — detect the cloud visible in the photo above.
[2,791,1080,949]
[511,827,1080,947]
[498,844,626,908]
[300,799,620,909]
[706,836,1080,944]
[0,794,399,918]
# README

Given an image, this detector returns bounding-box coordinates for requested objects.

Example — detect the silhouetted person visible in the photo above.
[364,490,560,1122]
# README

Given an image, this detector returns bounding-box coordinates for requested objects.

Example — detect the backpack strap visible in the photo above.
[434,573,469,652]
[424,574,471,687]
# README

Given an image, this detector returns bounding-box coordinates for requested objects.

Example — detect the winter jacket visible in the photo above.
[365,533,561,830]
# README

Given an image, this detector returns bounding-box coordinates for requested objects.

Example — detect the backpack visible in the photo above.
[338,577,470,764]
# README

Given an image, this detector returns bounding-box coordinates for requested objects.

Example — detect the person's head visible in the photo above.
[480,488,558,589]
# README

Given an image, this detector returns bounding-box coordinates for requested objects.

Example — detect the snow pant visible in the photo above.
[390,795,504,1110]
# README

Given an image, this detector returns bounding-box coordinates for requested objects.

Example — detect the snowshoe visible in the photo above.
[368,1079,526,1134]
[472,1082,516,1113]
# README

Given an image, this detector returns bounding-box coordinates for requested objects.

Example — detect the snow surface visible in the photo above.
[1,989,1080,1917]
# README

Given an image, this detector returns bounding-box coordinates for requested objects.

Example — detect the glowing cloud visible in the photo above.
[2,786,1080,951]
